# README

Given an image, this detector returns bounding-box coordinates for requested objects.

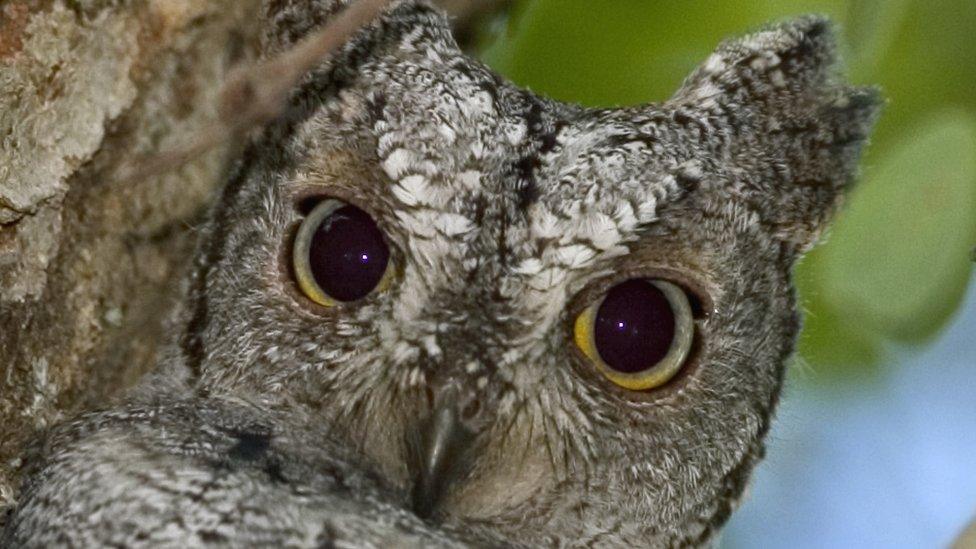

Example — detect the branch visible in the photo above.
[121,0,393,182]
[435,0,511,50]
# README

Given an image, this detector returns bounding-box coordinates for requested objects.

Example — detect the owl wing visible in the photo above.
[2,396,467,548]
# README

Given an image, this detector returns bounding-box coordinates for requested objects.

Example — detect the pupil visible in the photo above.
[307,204,390,302]
[593,279,676,373]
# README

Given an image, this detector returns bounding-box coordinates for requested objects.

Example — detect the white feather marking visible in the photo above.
[529,206,562,240]
[422,335,442,357]
[459,91,494,119]
[434,213,475,237]
[691,81,722,108]
[554,244,597,269]
[397,174,437,207]
[503,121,528,145]
[574,212,623,251]
[382,148,418,179]
[470,140,486,160]
[392,341,419,365]
[395,210,436,238]
[637,196,659,225]
[514,258,543,276]
[458,170,482,190]
[703,53,726,74]
[527,267,568,291]
[437,123,457,144]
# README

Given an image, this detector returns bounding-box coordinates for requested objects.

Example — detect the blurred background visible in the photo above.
[466,1,976,546]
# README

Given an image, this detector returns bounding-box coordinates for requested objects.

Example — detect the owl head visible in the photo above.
[175,1,879,545]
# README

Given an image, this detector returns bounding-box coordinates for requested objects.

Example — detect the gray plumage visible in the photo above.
[2,1,879,547]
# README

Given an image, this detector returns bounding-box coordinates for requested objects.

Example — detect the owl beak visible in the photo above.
[412,388,476,519]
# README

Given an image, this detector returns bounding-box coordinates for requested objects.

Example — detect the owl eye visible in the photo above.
[574,279,694,391]
[292,199,393,306]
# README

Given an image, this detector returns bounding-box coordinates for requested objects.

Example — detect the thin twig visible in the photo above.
[121,0,393,182]
[435,0,510,47]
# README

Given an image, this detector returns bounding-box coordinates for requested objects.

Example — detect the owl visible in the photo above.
[2,0,879,547]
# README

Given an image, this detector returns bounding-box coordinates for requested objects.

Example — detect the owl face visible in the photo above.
[181,4,878,545]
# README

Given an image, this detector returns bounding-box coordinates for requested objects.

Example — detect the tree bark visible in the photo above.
[0,0,265,515]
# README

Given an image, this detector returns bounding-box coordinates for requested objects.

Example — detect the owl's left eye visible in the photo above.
[292,199,394,306]
[574,279,695,391]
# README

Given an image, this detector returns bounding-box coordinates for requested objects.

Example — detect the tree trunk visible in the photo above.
[0,0,265,514]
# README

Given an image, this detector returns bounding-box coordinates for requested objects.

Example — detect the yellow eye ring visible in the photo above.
[293,199,396,307]
[574,279,694,391]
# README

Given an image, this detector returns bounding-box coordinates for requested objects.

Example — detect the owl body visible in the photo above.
[2,1,879,547]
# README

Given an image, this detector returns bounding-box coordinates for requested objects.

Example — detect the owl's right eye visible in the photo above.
[574,278,695,391]
[292,199,394,306]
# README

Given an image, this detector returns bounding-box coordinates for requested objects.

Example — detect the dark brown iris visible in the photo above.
[307,204,390,302]
[593,279,676,373]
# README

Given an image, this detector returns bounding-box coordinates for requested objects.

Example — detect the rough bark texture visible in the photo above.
[0,0,265,515]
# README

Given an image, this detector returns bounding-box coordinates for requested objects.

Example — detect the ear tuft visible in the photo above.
[670,16,882,253]
[674,15,838,109]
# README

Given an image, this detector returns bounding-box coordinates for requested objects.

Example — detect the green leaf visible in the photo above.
[845,0,912,75]
[851,0,976,151]
[795,255,884,376]
[813,112,976,342]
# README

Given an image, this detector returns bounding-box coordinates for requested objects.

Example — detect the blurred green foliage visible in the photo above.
[477,0,976,380]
